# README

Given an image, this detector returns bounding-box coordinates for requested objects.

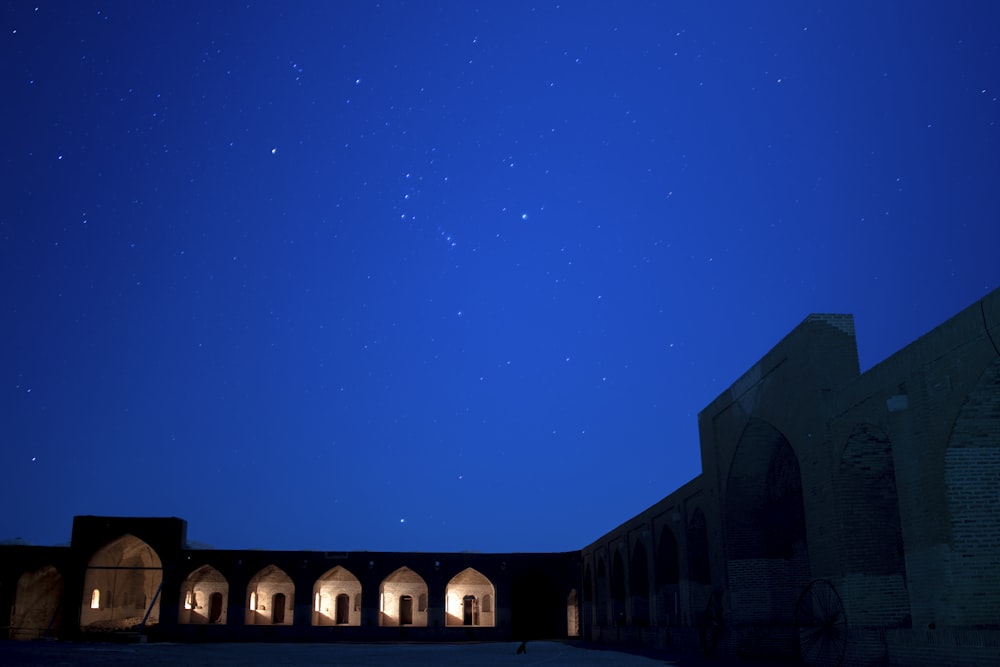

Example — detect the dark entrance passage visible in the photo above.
[271,593,286,624]
[209,592,223,623]
[399,595,413,625]
[336,593,350,625]
[463,595,478,625]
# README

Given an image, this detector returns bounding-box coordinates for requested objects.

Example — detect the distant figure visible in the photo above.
[516,640,527,654]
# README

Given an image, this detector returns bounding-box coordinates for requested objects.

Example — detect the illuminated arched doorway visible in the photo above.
[379,566,427,626]
[10,565,63,640]
[445,567,495,627]
[566,589,580,637]
[178,565,228,625]
[246,565,293,625]
[312,565,362,626]
[80,535,162,631]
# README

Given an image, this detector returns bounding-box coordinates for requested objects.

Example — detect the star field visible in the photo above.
[1,2,998,552]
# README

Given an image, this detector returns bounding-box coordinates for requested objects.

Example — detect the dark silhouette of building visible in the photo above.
[3,288,997,666]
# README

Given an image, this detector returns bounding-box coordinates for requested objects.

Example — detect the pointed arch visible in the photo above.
[610,548,626,625]
[80,534,162,630]
[837,423,909,625]
[724,419,810,624]
[11,565,63,640]
[246,565,293,625]
[445,567,495,627]
[566,589,580,637]
[945,358,1000,626]
[629,540,650,626]
[313,565,362,626]
[595,556,609,626]
[178,565,228,625]
[379,566,428,627]
[657,525,681,626]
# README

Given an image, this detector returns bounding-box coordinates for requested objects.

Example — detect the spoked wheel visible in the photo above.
[794,579,847,667]
[699,589,724,657]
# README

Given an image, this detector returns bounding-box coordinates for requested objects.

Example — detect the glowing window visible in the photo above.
[184,590,193,610]
[314,593,321,612]
[90,588,100,609]
[249,591,257,611]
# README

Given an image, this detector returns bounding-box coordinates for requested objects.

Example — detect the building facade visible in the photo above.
[3,288,998,666]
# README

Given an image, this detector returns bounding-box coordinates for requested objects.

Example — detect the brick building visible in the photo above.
[3,288,997,666]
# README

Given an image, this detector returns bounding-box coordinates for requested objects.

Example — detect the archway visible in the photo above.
[837,424,909,626]
[80,534,162,631]
[945,359,1000,626]
[312,565,362,626]
[379,567,428,627]
[10,565,63,640]
[656,526,680,626]
[246,565,293,625]
[566,589,580,637]
[595,557,608,627]
[178,565,228,625]
[629,541,650,626]
[610,549,626,626]
[724,419,810,625]
[445,567,495,627]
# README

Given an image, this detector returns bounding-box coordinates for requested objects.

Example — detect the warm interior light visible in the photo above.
[314,593,320,612]
[184,590,193,610]
[249,591,256,611]
[90,588,100,609]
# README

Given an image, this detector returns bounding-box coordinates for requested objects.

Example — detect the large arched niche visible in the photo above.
[594,556,608,626]
[445,567,495,627]
[836,423,909,626]
[178,565,228,625]
[724,419,810,623]
[10,565,63,640]
[379,566,428,627]
[312,565,361,626]
[80,534,162,631]
[656,525,680,626]
[246,565,294,626]
[610,548,626,624]
[629,539,651,626]
[944,357,1000,626]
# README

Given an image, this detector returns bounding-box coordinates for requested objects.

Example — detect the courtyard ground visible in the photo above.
[0,640,756,666]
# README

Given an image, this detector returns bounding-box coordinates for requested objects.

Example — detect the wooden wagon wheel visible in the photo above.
[794,579,847,667]
[699,589,724,657]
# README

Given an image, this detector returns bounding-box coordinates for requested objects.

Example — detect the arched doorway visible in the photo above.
[80,535,162,631]
[379,567,428,627]
[312,566,362,626]
[630,541,651,626]
[445,567,495,627]
[245,565,294,625]
[178,565,228,625]
[271,593,286,624]
[656,526,680,626]
[566,589,580,637]
[208,592,224,624]
[724,419,810,625]
[399,595,413,625]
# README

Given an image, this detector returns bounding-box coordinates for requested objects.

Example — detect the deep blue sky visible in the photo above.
[2,2,997,552]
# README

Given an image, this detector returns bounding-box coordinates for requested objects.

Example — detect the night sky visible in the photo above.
[2,2,998,553]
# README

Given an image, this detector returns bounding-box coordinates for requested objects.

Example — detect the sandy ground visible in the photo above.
[0,640,744,666]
